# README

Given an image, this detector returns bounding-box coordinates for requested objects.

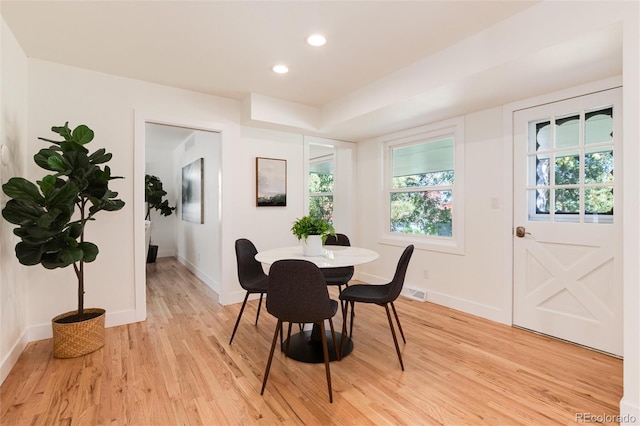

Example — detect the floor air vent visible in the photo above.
[401,287,427,302]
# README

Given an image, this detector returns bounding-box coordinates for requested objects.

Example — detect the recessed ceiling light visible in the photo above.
[272,64,289,74]
[307,34,326,47]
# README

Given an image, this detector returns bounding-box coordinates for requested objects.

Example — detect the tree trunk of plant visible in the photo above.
[78,261,84,316]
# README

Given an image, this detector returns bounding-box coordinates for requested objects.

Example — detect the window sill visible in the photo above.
[379,234,464,255]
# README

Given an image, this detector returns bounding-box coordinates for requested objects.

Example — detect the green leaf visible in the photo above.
[72,125,94,145]
[89,149,112,164]
[79,242,99,262]
[47,154,71,173]
[15,225,60,243]
[46,181,79,210]
[2,199,45,225]
[68,222,83,239]
[2,177,45,203]
[51,122,72,140]
[103,199,125,211]
[37,175,58,197]
[15,242,44,266]
[35,211,56,228]
[60,246,83,265]
[48,205,74,231]
[34,148,59,171]
[60,140,88,154]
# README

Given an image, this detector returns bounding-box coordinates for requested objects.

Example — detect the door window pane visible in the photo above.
[555,151,580,185]
[534,153,550,186]
[555,188,580,214]
[585,148,613,184]
[585,107,613,145]
[555,114,579,148]
[585,187,613,215]
[535,121,551,151]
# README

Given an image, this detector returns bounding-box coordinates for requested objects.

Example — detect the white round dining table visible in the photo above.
[254,245,379,268]
[254,244,379,364]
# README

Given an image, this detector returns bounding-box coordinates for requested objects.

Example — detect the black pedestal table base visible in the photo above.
[283,329,353,363]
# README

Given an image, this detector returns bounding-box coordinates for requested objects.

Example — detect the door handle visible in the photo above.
[515,226,531,238]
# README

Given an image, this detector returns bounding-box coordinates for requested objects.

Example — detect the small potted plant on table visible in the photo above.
[291,215,335,256]
[1,122,125,358]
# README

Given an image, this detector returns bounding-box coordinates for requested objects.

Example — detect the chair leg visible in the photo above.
[339,301,349,357]
[349,301,355,338]
[255,293,264,325]
[229,292,250,345]
[384,303,404,371]
[285,322,293,355]
[390,302,406,344]
[261,320,282,396]
[328,318,340,361]
[319,321,333,403]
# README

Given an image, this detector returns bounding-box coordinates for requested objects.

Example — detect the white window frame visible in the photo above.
[380,116,465,254]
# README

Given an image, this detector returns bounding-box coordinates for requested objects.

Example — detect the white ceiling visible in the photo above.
[1,1,623,142]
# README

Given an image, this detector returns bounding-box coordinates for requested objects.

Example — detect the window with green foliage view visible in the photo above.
[309,159,334,223]
[389,137,454,237]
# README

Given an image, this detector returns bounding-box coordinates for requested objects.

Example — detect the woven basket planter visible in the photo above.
[51,308,106,358]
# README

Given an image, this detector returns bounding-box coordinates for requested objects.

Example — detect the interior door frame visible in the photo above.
[134,112,229,321]
[500,75,623,326]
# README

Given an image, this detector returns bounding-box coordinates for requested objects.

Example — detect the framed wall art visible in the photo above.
[182,158,204,223]
[256,157,287,207]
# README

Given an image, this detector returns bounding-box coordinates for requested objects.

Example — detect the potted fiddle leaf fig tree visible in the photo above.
[1,122,125,358]
[144,174,175,263]
[291,215,335,256]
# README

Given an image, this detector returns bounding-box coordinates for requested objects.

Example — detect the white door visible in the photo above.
[513,88,622,356]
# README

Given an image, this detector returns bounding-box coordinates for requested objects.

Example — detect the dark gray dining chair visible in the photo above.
[321,234,354,308]
[339,245,414,370]
[229,238,269,345]
[261,259,340,403]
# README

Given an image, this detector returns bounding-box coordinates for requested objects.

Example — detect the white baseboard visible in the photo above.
[354,271,509,325]
[620,397,640,425]
[27,308,139,342]
[157,249,175,258]
[225,289,262,306]
[176,255,221,296]
[0,329,28,386]
[426,289,509,325]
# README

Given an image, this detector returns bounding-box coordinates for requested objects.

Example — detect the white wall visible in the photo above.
[620,3,640,420]
[0,16,29,385]
[175,130,221,293]
[356,107,506,322]
[24,59,241,339]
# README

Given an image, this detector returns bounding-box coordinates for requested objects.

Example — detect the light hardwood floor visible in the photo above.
[1,257,623,425]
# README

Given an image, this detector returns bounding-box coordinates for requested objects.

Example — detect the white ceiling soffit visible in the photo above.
[1,1,623,141]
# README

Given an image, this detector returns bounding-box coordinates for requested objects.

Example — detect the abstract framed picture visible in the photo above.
[256,157,287,207]
[182,158,204,223]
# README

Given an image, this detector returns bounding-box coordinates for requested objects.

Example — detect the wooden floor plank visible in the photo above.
[1,257,623,425]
